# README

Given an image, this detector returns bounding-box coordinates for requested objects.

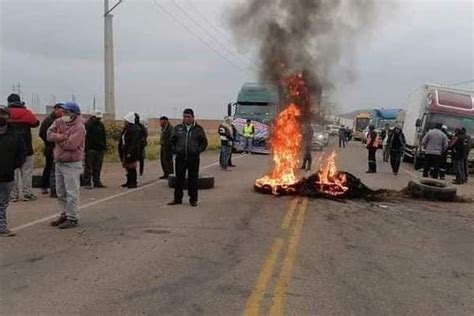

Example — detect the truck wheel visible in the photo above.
[414,154,423,170]
[168,174,215,190]
[408,178,457,201]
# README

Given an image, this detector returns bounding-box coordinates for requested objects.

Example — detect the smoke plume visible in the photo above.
[230,0,377,119]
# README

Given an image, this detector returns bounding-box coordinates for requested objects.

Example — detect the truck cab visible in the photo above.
[227,83,279,154]
[404,84,474,171]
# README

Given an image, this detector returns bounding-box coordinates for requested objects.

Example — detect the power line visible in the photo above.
[150,0,247,72]
[182,0,254,61]
[168,0,256,70]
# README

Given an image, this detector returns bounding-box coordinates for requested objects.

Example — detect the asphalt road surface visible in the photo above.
[1,139,473,315]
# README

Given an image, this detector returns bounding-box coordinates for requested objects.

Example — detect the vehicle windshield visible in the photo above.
[235,104,274,124]
[356,118,370,131]
[428,113,474,135]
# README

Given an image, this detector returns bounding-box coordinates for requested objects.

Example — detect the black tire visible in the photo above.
[408,178,457,201]
[168,174,215,190]
[414,153,423,170]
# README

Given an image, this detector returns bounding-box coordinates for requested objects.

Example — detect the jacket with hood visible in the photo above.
[388,130,406,152]
[47,117,86,163]
[422,128,449,156]
[0,124,27,182]
[171,122,208,157]
[8,103,40,156]
[118,123,141,163]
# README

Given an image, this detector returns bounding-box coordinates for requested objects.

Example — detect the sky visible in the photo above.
[0,0,473,119]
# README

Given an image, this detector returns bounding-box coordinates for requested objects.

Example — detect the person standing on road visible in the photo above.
[422,122,448,179]
[84,111,107,189]
[47,102,86,229]
[387,125,406,175]
[0,106,26,237]
[438,125,450,180]
[7,93,40,202]
[345,126,352,142]
[366,125,379,173]
[243,119,255,154]
[381,123,391,162]
[461,127,471,183]
[135,113,148,177]
[301,122,314,171]
[449,128,468,185]
[218,116,233,171]
[159,116,174,179]
[118,112,141,189]
[168,109,208,207]
[338,125,346,148]
[39,103,64,197]
[228,122,237,168]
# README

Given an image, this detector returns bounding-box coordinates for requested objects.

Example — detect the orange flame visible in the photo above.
[255,104,302,194]
[317,151,348,196]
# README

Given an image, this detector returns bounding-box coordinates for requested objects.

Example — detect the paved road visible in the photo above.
[1,141,473,315]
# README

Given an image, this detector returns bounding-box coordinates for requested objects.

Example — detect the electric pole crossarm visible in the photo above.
[105,0,123,16]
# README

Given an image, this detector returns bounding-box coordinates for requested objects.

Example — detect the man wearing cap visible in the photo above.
[0,106,27,237]
[48,102,86,229]
[6,93,40,202]
[39,103,64,196]
[118,112,141,188]
[84,111,107,189]
[422,122,449,179]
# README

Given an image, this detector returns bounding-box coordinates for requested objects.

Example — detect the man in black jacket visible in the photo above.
[387,125,406,175]
[159,116,174,179]
[450,128,468,185]
[0,106,26,236]
[134,113,148,176]
[119,112,141,189]
[168,109,208,207]
[84,111,107,189]
[39,103,64,196]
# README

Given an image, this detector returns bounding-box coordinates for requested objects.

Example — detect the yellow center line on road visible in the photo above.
[281,197,300,230]
[244,198,309,316]
[269,198,309,316]
[244,238,284,316]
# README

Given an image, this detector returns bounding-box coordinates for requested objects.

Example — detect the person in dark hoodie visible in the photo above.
[168,108,208,207]
[135,113,148,177]
[39,103,64,196]
[387,125,406,175]
[0,106,27,237]
[84,111,107,189]
[118,112,141,188]
[7,93,40,202]
[449,127,468,185]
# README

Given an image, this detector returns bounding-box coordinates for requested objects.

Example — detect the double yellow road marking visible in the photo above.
[244,197,309,316]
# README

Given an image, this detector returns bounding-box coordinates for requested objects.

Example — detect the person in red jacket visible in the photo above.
[7,93,39,202]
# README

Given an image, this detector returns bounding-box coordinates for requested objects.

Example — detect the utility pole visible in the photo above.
[104,0,123,120]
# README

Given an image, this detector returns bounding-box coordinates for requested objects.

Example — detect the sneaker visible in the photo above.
[50,216,67,227]
[22,194,38,201]
[393,172,398,175]
[0,229,15,237]
[41,188,49,195]
[159,175,169,180]
[10,197,19,203]
[94,183,107,188]
[58,219,79,229]
[84,185,94,190]
[121,183,129,188]
[229,165,236,168]
[365,170,376,174]
[190,200,198,207]
[127,183,138,189]
[167,200,182,206]
[50,192,58,198]
[452,180,463,185]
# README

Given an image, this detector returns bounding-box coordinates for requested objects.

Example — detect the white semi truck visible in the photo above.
[403,83,474,171]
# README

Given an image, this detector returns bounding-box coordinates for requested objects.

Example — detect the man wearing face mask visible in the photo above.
[0,106,27,237]
[7,93,40,202]
[47,102,86,229]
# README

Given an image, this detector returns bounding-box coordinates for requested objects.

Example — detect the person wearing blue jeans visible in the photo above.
[0,106,27,237]
[218,117,233,171]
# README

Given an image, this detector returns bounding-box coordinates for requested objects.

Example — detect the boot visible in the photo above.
[50,215,67,227]
[58,219,79,229]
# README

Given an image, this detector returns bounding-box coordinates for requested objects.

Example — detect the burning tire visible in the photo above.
[168,174,215,190]
[407,178,456,201]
